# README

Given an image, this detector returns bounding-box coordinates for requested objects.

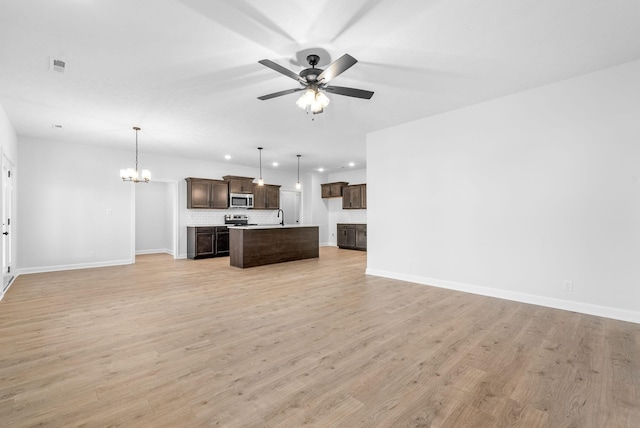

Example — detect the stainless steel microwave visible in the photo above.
[229,193,254,209]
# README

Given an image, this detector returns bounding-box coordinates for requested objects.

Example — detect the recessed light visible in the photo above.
[348,162,355,167]
[224,154,231,160]
[318,167,324,172]
[272,162,278,167]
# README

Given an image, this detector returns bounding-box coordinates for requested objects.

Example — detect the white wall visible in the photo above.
[135,181,174,255]
[17,137,302,271]
[18,138,134,272]
[0,104,18,163]
[367,59,640,323]
[306,172,330,245]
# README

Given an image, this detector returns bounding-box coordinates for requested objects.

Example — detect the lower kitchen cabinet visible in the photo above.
[337,223,367,251]
[187,226,229,259]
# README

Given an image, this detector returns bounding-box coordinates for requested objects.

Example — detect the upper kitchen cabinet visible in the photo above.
[253,183,281,210]
[211,180,229,208]
[186,178,229,209]
[361,183,367,208]
[223,175,254,194]
[321,182,348,198]
[342,184,367,209]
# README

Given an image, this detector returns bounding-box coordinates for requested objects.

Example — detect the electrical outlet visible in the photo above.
[563,280,573,292]
[106,209,112,216]
[89,251,96,258]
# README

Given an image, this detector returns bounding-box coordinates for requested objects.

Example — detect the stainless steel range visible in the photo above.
[224,214,257,226]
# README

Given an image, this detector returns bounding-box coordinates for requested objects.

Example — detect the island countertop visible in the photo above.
[229,225,319,268]
[227,224,319,230]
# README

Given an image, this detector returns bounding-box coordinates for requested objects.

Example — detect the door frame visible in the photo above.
[280,189,303,225]
[1,149,16,295]
[130,179,179,262]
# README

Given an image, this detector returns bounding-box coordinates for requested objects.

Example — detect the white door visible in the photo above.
[2,158,14,291]
[281,190,301,225]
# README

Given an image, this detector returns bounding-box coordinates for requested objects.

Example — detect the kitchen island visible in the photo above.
[228,225,319,268]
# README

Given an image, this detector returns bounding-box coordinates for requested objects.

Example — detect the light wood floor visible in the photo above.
[1,247,639,427]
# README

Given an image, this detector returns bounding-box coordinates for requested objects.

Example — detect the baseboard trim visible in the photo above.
[17,259,134,275]
[366,268,640,325]
[0,275,16,302]
[135,249,174,256]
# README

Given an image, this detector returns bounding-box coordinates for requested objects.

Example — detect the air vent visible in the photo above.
[49,57,66,73]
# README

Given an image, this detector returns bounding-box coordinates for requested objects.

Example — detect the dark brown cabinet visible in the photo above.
[360,184,367,209]
[337,224,356,248]
[186,178,229,209]
[337,223,367,251]
[187,226,229,259]
[342,184,367,209]
[321,182,348,198]
[355,224,367,249]
[253,183,281,210]
[223,175,254,194]
[266,185,280,209]
[186,178,211,208]
[211,181,229,208]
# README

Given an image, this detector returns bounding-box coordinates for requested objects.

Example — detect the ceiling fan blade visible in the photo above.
[317,54,358,84]
[324,85,374,99]
[257,88,304,100]
[258,59,305,84]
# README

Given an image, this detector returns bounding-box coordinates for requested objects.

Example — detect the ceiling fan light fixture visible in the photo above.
[297,88,330,114]
[296,88,316,109]
[316,91,330,106]
[258,53,373,114]
[310,103,324,114]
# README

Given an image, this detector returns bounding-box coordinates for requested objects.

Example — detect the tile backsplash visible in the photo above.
[334,209,367,224]
[186,209,280,226]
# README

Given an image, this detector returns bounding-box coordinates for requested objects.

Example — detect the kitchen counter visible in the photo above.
[228,224,317,229]
[229,225,319,268]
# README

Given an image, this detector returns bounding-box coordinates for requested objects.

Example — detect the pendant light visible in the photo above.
[257,147,264,186]
[120,127,150,183]
[295,154,302,190]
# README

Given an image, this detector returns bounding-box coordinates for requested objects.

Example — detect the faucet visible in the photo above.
[277,209,284,226]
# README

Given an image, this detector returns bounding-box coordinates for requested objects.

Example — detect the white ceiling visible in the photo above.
[1,0,640,174]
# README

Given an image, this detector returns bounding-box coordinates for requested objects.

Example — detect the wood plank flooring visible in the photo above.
[0,247,638,427]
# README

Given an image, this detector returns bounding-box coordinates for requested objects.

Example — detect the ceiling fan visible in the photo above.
[257,53,374,114]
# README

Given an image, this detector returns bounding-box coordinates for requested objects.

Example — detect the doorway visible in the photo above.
[135,181,176,256]
[281,190,301,225]
[2,153,15,292]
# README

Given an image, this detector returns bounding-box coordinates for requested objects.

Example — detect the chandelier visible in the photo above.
[120,126,150,183]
